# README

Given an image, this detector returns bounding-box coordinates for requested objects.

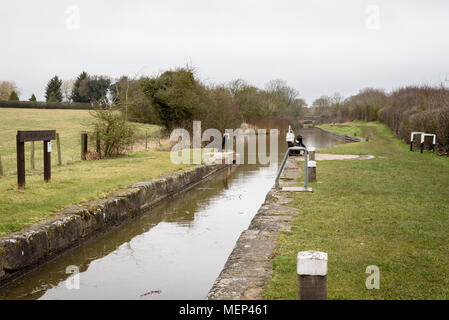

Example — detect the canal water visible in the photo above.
[0,128,344,300]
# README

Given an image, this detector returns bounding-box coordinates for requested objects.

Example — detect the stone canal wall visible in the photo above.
[207,189,299,300]
[0,164,229,286]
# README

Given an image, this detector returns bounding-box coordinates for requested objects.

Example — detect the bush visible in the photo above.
[90,106,136,158]
[313,86,449,154]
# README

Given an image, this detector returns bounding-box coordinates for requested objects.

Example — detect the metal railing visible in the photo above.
[275,147,309,190]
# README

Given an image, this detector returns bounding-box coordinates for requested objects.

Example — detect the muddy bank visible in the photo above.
[0,164,229,287]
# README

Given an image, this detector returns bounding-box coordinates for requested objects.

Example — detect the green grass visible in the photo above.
[0,108,160,176]
[0,151,187,237]
[0,108,183,237]
[265,121,449,299]
[317,122,365,138]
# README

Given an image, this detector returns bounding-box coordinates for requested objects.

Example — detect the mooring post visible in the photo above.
[17,135,25,189]
[308,161,317,183]
[31,141,35,169]
[308,147,316,161]
[43,140,51,182]
[81,133,88,160]
[298,251,328,300]
[56,133,62,166]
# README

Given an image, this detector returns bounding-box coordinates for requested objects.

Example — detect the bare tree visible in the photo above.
[0,81,20,101]
[61,79,75,102]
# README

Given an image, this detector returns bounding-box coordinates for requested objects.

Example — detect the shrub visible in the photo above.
[89,105,136,158]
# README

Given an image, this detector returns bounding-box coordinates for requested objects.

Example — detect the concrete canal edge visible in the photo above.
[207,129,366,300]
[0,164,230,287]
[207,189,298,300]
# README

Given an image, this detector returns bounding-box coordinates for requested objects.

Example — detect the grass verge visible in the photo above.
[0,151,187,237]
[264,121,449,299]
[0,108,159,176]
[317,122,364,138]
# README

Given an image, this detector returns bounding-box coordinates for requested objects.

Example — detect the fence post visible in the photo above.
[31,141,35,169]
[56,133,62,166]
[81,133,88,160]
[0,153,3,178]
[420,134,425,154]
[43,140,51,182]
[298,251,328,300]
[17,135,25,189]
[145,130,148,150]
[95,132,101,158]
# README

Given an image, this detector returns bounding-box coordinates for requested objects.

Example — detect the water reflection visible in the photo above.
[0,128,344,300]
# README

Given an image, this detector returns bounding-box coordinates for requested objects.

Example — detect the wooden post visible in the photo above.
[31,141,35,169]
[56,133,62,166]
[17,135,26,189]
[0,153,3,178]
[298,251,328,300]
[308,161,317,183]
[96,132,101,157]
[43,140,51,182]
[17,130,56,188]
[145,130,148,150]
[81,133,88,160]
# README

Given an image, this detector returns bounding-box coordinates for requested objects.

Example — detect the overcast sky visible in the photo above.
[2,0,449,104]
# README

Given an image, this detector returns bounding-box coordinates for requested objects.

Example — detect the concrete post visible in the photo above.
[308,147,316,161]
[308,161,317,183]
[298,251,328,300]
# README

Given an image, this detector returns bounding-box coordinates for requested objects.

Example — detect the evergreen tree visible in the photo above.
[9,90,19,101]
[45,76,63,102]
[29,94,37,102]
[47,93,58,102]
[71,71,90,103]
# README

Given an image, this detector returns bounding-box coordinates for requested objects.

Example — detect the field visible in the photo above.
[264,122,449,299]
[316,122,364,138]
[0,108,160,176]
[0,108,183,237]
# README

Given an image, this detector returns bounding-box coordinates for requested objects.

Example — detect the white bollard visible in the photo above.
[308,147,316,161]
[297,251,328,300]
[308,161,317,183]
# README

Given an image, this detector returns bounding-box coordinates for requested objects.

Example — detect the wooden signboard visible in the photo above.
[16,130,56,189]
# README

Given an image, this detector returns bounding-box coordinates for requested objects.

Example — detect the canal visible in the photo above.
[0,128,344,300]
